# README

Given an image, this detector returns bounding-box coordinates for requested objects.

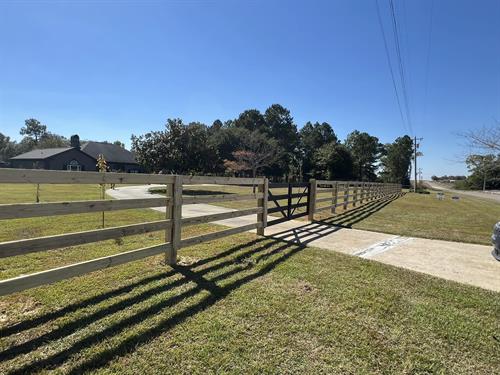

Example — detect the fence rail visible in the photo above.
[0,169,266,296]
[308,179,401,220]
[0,169,401,296]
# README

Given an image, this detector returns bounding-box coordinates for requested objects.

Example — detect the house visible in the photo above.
[9,135,141,172]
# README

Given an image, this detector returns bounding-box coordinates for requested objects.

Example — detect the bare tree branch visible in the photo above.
[460,120,500,152]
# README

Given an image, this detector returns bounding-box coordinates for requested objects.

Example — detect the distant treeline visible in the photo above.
[453,154,500,190]
[131,104,414,183]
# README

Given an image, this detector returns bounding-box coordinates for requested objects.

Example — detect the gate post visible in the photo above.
[287,183,292,219]
[166,175,182,265]
[257,178,268,236]
[308,179,317,222]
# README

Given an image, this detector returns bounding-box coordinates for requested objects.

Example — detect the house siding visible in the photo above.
[11,149,97,171]
[46,149,97,171]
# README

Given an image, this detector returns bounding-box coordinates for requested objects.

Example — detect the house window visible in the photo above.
[67,159,81,171]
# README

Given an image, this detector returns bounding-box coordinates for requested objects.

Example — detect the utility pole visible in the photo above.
[414,137,423,192]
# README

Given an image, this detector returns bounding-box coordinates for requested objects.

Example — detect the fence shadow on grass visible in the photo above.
[1,236,306,375]
[318,193,404,228]
[263,193,404,247]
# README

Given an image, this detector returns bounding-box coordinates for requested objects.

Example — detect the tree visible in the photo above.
[0,133,17,161]
[234,109,267,133]
[20,118,47,144]
[223,130,281,179]
[313,142,353,180]
[180,122,219,173]
[264,104,299,179]
[131,130,170,173]
[461,120,500,152]
[113,140,125,148]
[460,121,500,190]
[379,135,413,184]
[39,132,69,148]
[300,121,337,178]
[345,130,381,181]
[208,126,248,172]
[131,119,218,174]
[466,154,496,191]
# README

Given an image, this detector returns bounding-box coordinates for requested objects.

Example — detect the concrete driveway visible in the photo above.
[107,185,234,218]
[107,185,500,293]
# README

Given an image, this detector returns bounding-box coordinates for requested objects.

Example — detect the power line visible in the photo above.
[423,0,435,123]
[389,0,413,134]
[375,0,410,135]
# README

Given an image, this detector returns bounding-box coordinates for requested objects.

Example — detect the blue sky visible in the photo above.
[0,0,499,178]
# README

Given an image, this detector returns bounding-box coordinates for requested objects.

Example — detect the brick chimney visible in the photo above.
[70,134,80,149]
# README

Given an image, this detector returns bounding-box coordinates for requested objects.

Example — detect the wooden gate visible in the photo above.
[267,182,310,226]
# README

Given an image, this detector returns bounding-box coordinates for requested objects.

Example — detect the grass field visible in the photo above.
[314,190,500,245]
[1,183,499,373]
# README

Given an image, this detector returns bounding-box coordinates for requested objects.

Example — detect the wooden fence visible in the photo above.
[0,169,267,296]
[0,169,401,296]
[267,182,310,226]
[308,179,401,220]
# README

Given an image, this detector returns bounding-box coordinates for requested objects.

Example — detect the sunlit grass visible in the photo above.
[0,183,499,373]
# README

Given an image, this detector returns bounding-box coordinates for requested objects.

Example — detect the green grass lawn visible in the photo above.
[0,184,499,373]
[315,190,500,245]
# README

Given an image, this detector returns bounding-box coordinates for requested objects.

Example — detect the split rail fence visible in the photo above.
[0,169,400,296]
[0,169,267,296]
[308,179,401,220]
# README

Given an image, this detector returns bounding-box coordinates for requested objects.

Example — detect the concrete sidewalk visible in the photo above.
[217,215,500,292]
[108,185,500,293]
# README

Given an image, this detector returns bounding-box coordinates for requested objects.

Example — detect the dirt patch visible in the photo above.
[293,280,317,295]
[0,295,42,326]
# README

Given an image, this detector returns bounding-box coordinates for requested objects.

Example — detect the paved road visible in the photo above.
[107,185,500,292]
[425,181,500,203]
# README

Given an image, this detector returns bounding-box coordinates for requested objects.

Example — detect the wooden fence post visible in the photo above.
[257,178,268,236]
[343,183,349,210]
[166,175,182,265]
[308,179,316,222]
[331,181,338,214]
[353,183,358,207]
[164,179,173,262]
[287,183,292,219]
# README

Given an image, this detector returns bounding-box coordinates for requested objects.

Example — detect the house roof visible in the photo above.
[10,142,138,165]
[80,142,138,164]
[10,148,72,160]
